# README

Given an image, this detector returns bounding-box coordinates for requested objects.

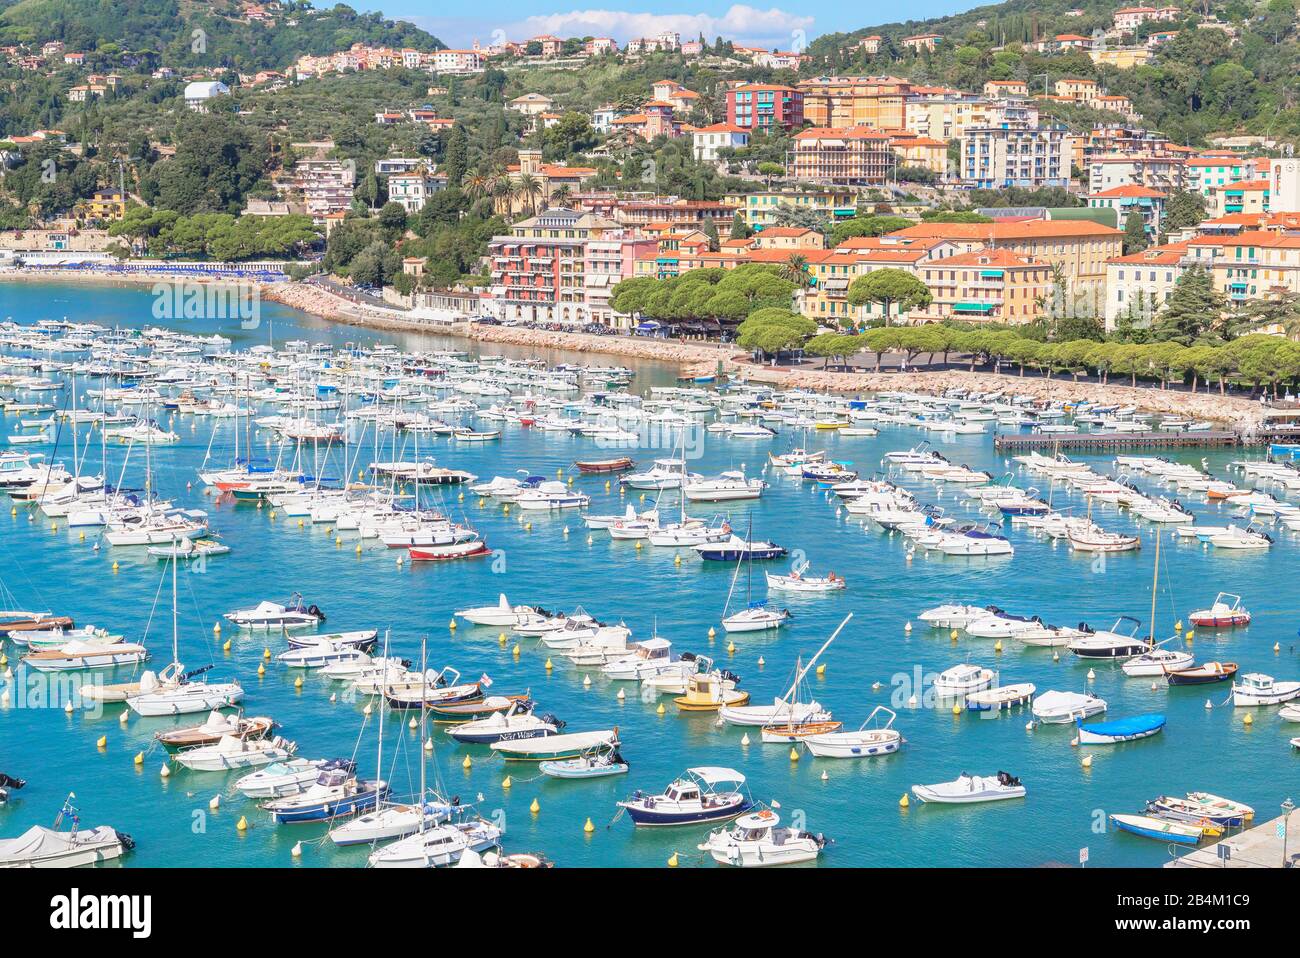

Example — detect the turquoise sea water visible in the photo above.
[0,281,1297,869]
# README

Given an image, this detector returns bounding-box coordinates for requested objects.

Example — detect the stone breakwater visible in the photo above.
[260,282,1267,427]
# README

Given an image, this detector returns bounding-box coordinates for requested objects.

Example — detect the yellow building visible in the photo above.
[1088,47,1152,69]
[1184,231,1300,305]
[87,189,127,221]
[798,76,912,130]
[726,190,858,229]
[1054,78,1099,102]
[915,248,1053,324]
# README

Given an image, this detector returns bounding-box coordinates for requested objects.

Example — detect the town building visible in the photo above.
[726,84,805,132]
[787,127,894,186]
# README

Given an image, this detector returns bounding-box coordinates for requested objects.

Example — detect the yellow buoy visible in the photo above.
[726,641,735,654]
[656,702,666,715]
[789,747,799,761]
[96,735,107,749]
[707,627,716,639]
[1185,630,1194,642]
[112,561,118,572]
[257,663,265,676]
[263,648,272,660]
[899,794,910,808]
[294,676,303,689]
[667,851,679,868]
[133,752,144,766]
[502,776,512,789]
[994,640,1003,653]
[674,555,681,566]
[545,658,553,671]
[525,522,532,532]
[741,733,751,746]
[815,663,826,676]
[584,817,594,834]
[1275,642,1282,653]
[758,656,765,667]
[512,644,521,657]
[1174,620,1183,632]
[498,633,507,645]
[236,816,248,832]
[634,541,642,551]
[904,621,912,632]
[222,639,231,652]
[530,797,540,815]
[463,755,472,769]
[952,702,962,715]
[1243,712,1254,726]
[950,629,959,641]
[449,619,457,631]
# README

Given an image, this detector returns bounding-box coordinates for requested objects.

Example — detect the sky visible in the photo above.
[365,2,974,51]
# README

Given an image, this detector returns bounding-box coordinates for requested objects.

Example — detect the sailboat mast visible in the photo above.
[1147,532,1160,649]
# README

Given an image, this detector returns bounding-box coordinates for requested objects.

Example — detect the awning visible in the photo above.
[953,302,996,314]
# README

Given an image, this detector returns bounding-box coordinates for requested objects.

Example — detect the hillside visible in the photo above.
[803,0,1300,145]
[0,0,443,72]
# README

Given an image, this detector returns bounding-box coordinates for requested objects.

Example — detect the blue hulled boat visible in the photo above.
[1076,713,1165,745]
[261,760,389,824]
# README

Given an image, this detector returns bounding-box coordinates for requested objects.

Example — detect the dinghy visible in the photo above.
[1032,690,1107,724]
[490,728,619,761]
[1165,661,1237,686]
[454,593,541,627]
[965,683,1035,711]
[156,711,274,751]
[1109,813,1207,845]
[173,734,296,771]
[1188,593,1250,628]
[912,771,1025,804]
[540,746,629,779]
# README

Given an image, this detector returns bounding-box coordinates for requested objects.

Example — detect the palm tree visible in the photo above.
[462,169,490,204]
[778,253,814,289]
[516,173,543,215]
[551,184,573,209]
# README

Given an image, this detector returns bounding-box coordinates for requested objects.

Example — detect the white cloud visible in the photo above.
[413,6,816,49]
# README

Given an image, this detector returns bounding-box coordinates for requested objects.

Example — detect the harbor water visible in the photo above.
[0,281,1296,868]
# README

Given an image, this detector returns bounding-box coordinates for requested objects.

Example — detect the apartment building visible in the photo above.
[386,171,446,214]
[294,158,356,220]
[799,75,911,129]
[1184,230,1300,305]
[960,124,1069,189]
[725,84,804,132]
[488,208,628,325]
[915,248,1053,325]
[1184,156,1249,197]
[1087,184,1167,236]
[1104,241,1189,327]
[585,235,658,326]
[788,127,894,186]
[1211,180,1270,217]
[890,219,1123,300]
[1087,155,1185,194]
[728,190,858,230]
[691,123,750,162]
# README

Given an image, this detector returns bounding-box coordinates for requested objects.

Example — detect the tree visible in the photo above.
[701,217,720,252]
[847,269,932,326]
[729,212,752,240]
[1164,190,1206,234]
[1153,266,1225,344]
[1123,208,1149,254]
[777,253,814,288]
[442,124,468,187]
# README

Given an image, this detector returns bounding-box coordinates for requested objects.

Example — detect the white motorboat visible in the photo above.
[0,796,132,868]
[367,819,503,868]
[697,810,826,867]
[513,481,589,510]
[912,771,1025,804]
[803,706,902,759]
[620,458,693,490]
[933,663,995,696]
[683,471,766,502]
[328,797,453,846]
[172,734,296,771]
[454,593,541,627]
[918,603,992,629]
[764,569,846,593]
[1122,646,1194,677]
[1067,616,1149,659]
[21,639,149,672]
[964,609,1043,639]
[1032,690,1107,724]
[446,701,561,744]
[1210,524,1273,550]
[601,638,680,680]
[223,593,325,629]
[127,662,244,717]
[1232,672,1300,707]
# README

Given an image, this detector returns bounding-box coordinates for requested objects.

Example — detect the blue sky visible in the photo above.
[366,2,974,50]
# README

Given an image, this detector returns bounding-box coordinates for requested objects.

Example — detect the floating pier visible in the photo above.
[1165,812,1298,868]
[994,431,1239,453]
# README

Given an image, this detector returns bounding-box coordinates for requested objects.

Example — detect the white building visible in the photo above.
[692,123,750,162]
[960,124,1069,189]
[183,80,230,112]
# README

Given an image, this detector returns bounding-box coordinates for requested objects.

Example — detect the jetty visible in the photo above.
[1165,812,1298,868]
[994,431,1239,453]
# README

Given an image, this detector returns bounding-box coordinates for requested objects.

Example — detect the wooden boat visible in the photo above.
[1147,796,1247,828]
[1164,661,1237,686]
[574,456,634,474]
[1109,813,1210,845]
[155,711,274,752]
[760,719,841,743]
[1076,713,1165,745]
[426,694,530,721]
[0,612,73,633]
[408,540,491,561]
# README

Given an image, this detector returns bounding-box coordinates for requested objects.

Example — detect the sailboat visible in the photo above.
[1123,533,1194,677]
[126,540,243,716]
[759,616,849,743]
[330,635,454,846]
[720,516,790,634]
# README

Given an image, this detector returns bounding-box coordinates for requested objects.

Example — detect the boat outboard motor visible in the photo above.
[680,652,697,662]
[541,714,565,730]
[0,773,24,789]
[720,670,741,684]
[307,604,324,621]
[996,771,1021,787]
[399,658,413,669]
[1078,622,1094,634]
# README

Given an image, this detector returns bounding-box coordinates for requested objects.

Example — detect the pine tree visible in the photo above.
[442,124,468,188]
